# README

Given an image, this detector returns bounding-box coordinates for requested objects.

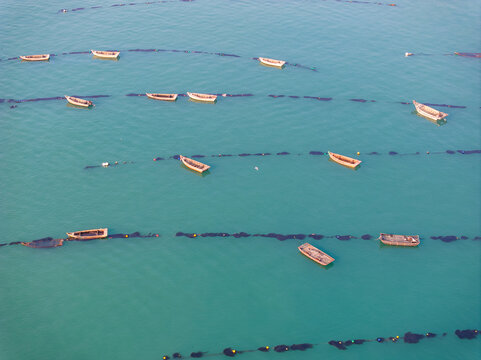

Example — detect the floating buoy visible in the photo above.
[357,152,360,155]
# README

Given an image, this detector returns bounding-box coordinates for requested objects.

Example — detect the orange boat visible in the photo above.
[146,93,178,101]
[328,151,361,169]
[187,92,217,103]
[19,54,50,61]
[91,50,120,59]
[413,100,448,122]
[379,233,420,247]
[258,57,285,68]
[65,95,94,107]
[179,155,210,173]
[298,243,335,266]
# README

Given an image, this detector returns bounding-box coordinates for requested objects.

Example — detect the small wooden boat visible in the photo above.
[258,57,286,68]
[187,92,217,103]
[179,155,210,173]
[91,50,120,59]
[19,54,50,61]
[413,100,448,121]
[66,228,108,240]
[379,233,420,247]
[65,95,94,107]
[328,151,361,169]
[298,243,335,266]
[22,238,64,248]
[146,93,178,101]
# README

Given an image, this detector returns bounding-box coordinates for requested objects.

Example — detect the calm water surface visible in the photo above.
[1,1,480,359]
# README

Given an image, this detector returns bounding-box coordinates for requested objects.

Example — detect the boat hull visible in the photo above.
[180,155,210,173]
[146,93,178,101]
[378,233,420,247]
[298,243,335,266]
[65,96,93,107]
[258,57,285,68]
[187,92,217,103]
[328,151,361,169]
[20,54,50,61]
[67,228,108,240]
[413,100,448,121]
[91,50,120,59]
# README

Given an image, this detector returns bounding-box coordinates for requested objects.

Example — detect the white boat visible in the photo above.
[258,57,285,68]
[146,93,178,101]
[19,54,50,61]
[413,100,448,121]
[91,50,120,59]
[187,92,217,103]
[65,95,94,107]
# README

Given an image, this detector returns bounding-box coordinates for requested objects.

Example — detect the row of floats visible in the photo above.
[110,152,358,174]
[18,51,286,67]
[65,94,449,122]
[174,152,358,173]
[21,51,449,124]
[300,233,419,266]
[26,228,420,268]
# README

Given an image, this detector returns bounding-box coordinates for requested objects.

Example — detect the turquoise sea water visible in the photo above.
[1,1,480,359]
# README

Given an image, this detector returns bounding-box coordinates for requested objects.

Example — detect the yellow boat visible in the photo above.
[180,155,210,173]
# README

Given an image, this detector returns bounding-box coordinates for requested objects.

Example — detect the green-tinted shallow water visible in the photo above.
[1,1,480,359]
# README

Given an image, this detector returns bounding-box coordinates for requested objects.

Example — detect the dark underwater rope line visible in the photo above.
[155,329,478,359]
[0,48,317,71]
[2,232,480,248]
[406,52,481,58]
[56,0,398,14]
[57,0,194,14]
[83,149,481,170]
[1,92,470,109]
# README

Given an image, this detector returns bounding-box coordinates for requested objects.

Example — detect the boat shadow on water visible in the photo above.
[92,55,119,61]
[378,242,421,250]
[328,158,361,171]
[188,98,216,104]
[180,163,211,177]
[300,256,335,270]
[66,103,93,109]
[413,111,447,126]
